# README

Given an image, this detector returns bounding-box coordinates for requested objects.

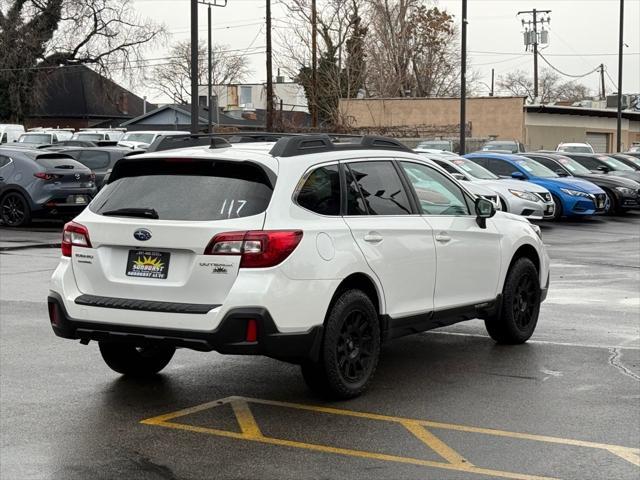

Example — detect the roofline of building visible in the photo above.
[340,96,527,101]
[525,104,640,120]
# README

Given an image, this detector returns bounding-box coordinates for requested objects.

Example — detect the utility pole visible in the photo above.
[616,0,624,152]
[518,9,551,103]
[190,0,199,133]
[459,0,467,155]
[311,0,318,128]
[207,4,212,133]
[599,64,606,100]
[266,0,274,131]
[490,68,494,97]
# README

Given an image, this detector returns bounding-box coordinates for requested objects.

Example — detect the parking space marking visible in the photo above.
[141,396,640,479]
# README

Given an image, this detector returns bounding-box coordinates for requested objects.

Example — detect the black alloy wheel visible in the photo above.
[0,192,31,227]
[336,310,375,383]
[512,272,537,330]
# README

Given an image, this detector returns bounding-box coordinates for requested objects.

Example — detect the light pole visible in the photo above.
[616,0,624,152]
[459,0,467,155]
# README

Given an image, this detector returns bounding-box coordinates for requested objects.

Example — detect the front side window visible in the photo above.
[1,133,7,143]
[486,158,519,177]
[449,158,498,180]
[400,162,470,216]
[297,164,340,216]
[513,158,558,177]
[345,161,411,215]
[569,155,599,170]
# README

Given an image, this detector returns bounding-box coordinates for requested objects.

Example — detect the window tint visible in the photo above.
[345,166,368,215]
[90,161,273,221]
[527,156,559,172]
[487,159,519,177]
[569,155,599,170]
[434,159,459,174]
[1,133,6,143]
[297,165,340,215]
[400,162,470,216]
[346,161,411,215]
[79,150,111,170]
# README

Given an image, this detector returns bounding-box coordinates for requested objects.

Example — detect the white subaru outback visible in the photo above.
[48,135,550,399]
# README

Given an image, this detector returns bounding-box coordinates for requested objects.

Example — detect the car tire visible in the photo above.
[550,194,563,220]
[98,342,175,377]
[603,189,619,215]
[0,192,32,227]
[301,289,380,399]
[484,257,541,344]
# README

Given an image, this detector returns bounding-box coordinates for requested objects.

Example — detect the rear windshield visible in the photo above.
[90,160,273,221]
[560,146,592,153]
[19,134,50,143]
[122,133,155,144]
[35,156,84,169]
[74,133,104,141]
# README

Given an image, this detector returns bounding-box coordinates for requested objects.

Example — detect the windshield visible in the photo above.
[560,145,592,153]
[74,133,104,141]
[122,133,155,144]
[18,134,50,144]
[90,160,273,221]
[514,158,558,178]
[482,142,516,152]
[600,156,634,171]
[418,141,451,151]
[556,156,591,175]
[449,158,498,180]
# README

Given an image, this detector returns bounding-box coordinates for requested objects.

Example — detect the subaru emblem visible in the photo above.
[133,228,152,241]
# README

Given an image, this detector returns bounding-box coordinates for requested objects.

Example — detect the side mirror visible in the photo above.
[451,173,466,181]
[597,165,610,173]
[511,171,526,180]
[475,197,496,229]
[555,169,569,177]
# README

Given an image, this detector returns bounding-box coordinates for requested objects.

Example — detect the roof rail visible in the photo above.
[269,134,412,157]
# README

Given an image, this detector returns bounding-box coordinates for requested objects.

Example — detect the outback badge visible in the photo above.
[133,228,152,241]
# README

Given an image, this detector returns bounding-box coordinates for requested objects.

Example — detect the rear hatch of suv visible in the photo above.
[70,156,275,305]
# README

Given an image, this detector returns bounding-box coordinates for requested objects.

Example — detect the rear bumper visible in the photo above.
[47,292,323,362]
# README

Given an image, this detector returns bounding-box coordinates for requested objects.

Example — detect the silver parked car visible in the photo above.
[417,152,555,220]
[0,147,96,227]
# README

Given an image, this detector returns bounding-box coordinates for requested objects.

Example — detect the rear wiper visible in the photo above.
[102,208,159,219]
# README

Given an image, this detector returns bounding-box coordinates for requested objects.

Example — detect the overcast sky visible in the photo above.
[131,0,640,103]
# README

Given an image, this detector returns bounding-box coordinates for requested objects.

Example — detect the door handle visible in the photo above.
[435,232,452,243]
[363,232,383,243]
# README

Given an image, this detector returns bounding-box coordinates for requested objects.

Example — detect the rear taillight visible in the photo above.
[34,172,62,181]
[61,221,92,257]
[204,230,303,268]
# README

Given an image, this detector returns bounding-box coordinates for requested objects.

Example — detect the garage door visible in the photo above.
[586,132,609,153]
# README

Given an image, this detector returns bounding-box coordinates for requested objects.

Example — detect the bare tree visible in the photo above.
[0,0,165,121]
[146,41,250,105]
[497,69,592,104]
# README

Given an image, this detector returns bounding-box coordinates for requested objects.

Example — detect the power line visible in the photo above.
[537,52,600,79]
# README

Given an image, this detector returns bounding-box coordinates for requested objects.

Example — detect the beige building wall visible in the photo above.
[339,97,526,140]
[525,112,640,152]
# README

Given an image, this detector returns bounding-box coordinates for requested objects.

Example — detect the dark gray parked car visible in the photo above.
[46,147,143,188]
[0,148,96,227]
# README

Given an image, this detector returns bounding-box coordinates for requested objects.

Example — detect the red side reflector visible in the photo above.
[246,319,258,342]
[48,302,59,326]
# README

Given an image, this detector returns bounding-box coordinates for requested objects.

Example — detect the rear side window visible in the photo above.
[91,160,273,221]
[79,150,111,169]
[297,165,340,215]
[345,161,411,215]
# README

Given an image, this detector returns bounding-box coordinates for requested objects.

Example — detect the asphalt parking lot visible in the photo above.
[1,215,639,480]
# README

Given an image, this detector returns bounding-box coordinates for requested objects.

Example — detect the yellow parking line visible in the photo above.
[230,398,263,439]
[242,396,640,463]
[402,421,472,466]
[151,419,557,480]
[140,395,639,479]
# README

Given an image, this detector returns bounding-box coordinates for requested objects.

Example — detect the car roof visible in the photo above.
[466,151,528,161]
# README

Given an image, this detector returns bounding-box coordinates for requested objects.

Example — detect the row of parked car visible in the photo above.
[0,131,639,227]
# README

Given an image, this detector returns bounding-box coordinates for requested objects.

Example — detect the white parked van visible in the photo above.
[0,124,25,144]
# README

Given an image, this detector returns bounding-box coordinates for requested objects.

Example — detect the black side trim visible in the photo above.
[382,298,500,341]
[75,294,219,315]
[49,293,322,361]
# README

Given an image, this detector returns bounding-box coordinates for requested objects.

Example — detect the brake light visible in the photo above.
[204,230,303,268]
[61,221,92,257]
[34,172,62,181]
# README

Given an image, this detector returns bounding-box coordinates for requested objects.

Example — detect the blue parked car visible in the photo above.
[465,152,607,220]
